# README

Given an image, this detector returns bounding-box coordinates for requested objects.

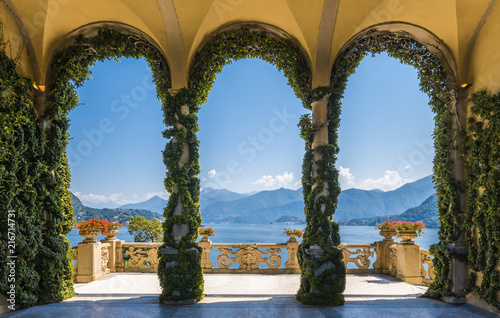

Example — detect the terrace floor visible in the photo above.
[3,273,498,317]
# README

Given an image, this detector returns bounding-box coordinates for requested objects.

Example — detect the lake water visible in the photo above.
[67,224,439,249]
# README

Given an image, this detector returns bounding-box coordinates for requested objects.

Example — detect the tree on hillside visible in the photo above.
[128,216,163,242]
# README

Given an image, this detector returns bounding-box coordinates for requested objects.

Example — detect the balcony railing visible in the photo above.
[72,231,435,286]
[116,242,162,272]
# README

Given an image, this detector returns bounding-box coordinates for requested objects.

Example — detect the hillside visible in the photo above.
[334,175,435,219]
[200,187,249,207]
[339,194,438,228]
[271,215,305,224]
[72,193,162,223]
[119,195,168,214]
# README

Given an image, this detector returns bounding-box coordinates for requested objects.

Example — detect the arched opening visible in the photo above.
[336,52,440,289]
[40,27,171,303]
[195,57,308,271]
[337,51,437,227]
[66,57,165,219]
[329,27,460,301]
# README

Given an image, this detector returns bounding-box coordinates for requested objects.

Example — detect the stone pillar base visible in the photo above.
[161,299,197,305]
[75,273,104,283]
[0,294,13,314]
[396,243,422,285]
[441,295,466,305]
[74,241,104,283]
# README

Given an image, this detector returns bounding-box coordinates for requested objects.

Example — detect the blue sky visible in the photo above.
[68,53,434,208]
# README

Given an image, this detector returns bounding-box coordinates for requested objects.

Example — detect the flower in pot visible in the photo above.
[394,221,426,244]
[75,217,107,243]
[283,228,304,242]
[102,220,125,240]
[199,226,215,241]
[376,219,398,241]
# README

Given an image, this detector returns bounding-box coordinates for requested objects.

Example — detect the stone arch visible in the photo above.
[333,22,458,89]
[329,23,466,301]
[45,21,170,89]
[187,23,312,106]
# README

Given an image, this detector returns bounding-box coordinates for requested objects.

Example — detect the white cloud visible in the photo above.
[145,191,169,200]
[74,192,134,206]
[339,166,355,186]
[208,169,218,179]
[252,171,294,188]
[358,170,413,191]
[402,164,411,171]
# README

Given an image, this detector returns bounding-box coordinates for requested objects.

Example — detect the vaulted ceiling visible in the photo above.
[2,0,499,92]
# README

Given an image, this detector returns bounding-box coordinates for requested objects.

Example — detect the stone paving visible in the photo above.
[3,274,498,317]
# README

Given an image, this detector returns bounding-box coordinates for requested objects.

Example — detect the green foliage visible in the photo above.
[74,205,161,223]
[0,33,46,307]
[462,90,500,308]
[128,216,163,243]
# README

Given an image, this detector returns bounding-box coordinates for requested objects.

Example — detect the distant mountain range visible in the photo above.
[339,194,439,228]
[72,175,436,224]
[72,193,162,223]
[199,175,435,223]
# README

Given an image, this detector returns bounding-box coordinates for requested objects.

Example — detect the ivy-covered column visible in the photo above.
[462,90,500,308]
[443,89,468,303]
[0,46,45,308]
[297,91,346,306]
[158,89,204,304]
[37,81,77,303]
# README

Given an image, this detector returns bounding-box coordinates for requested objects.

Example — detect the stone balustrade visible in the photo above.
[420,248,435,286]
[116,242,162,272]
[72,231,435,287]
[199,240,301,273]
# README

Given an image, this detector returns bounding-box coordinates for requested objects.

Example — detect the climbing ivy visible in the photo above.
[296,89,346,306]
[299,30,460,304]
[46,29,171,303]
[462,90,500,309]
[0,31,44,308]
[158,87,205,303]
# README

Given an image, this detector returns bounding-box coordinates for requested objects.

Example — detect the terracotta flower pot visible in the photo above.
[379,229,397,241]
[79,230,100,243]
[105,228,119,240]
[397,230,418,244]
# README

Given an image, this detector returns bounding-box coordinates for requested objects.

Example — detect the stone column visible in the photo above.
[115,240,125,272]
[443,89,468,303]
[297,92,346,306]
[75,241,104,283]
[198,237,213,270]
[285,237,300,271]
[158,89,204,304]
[375,236,397,274]
[100,237,118,272]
